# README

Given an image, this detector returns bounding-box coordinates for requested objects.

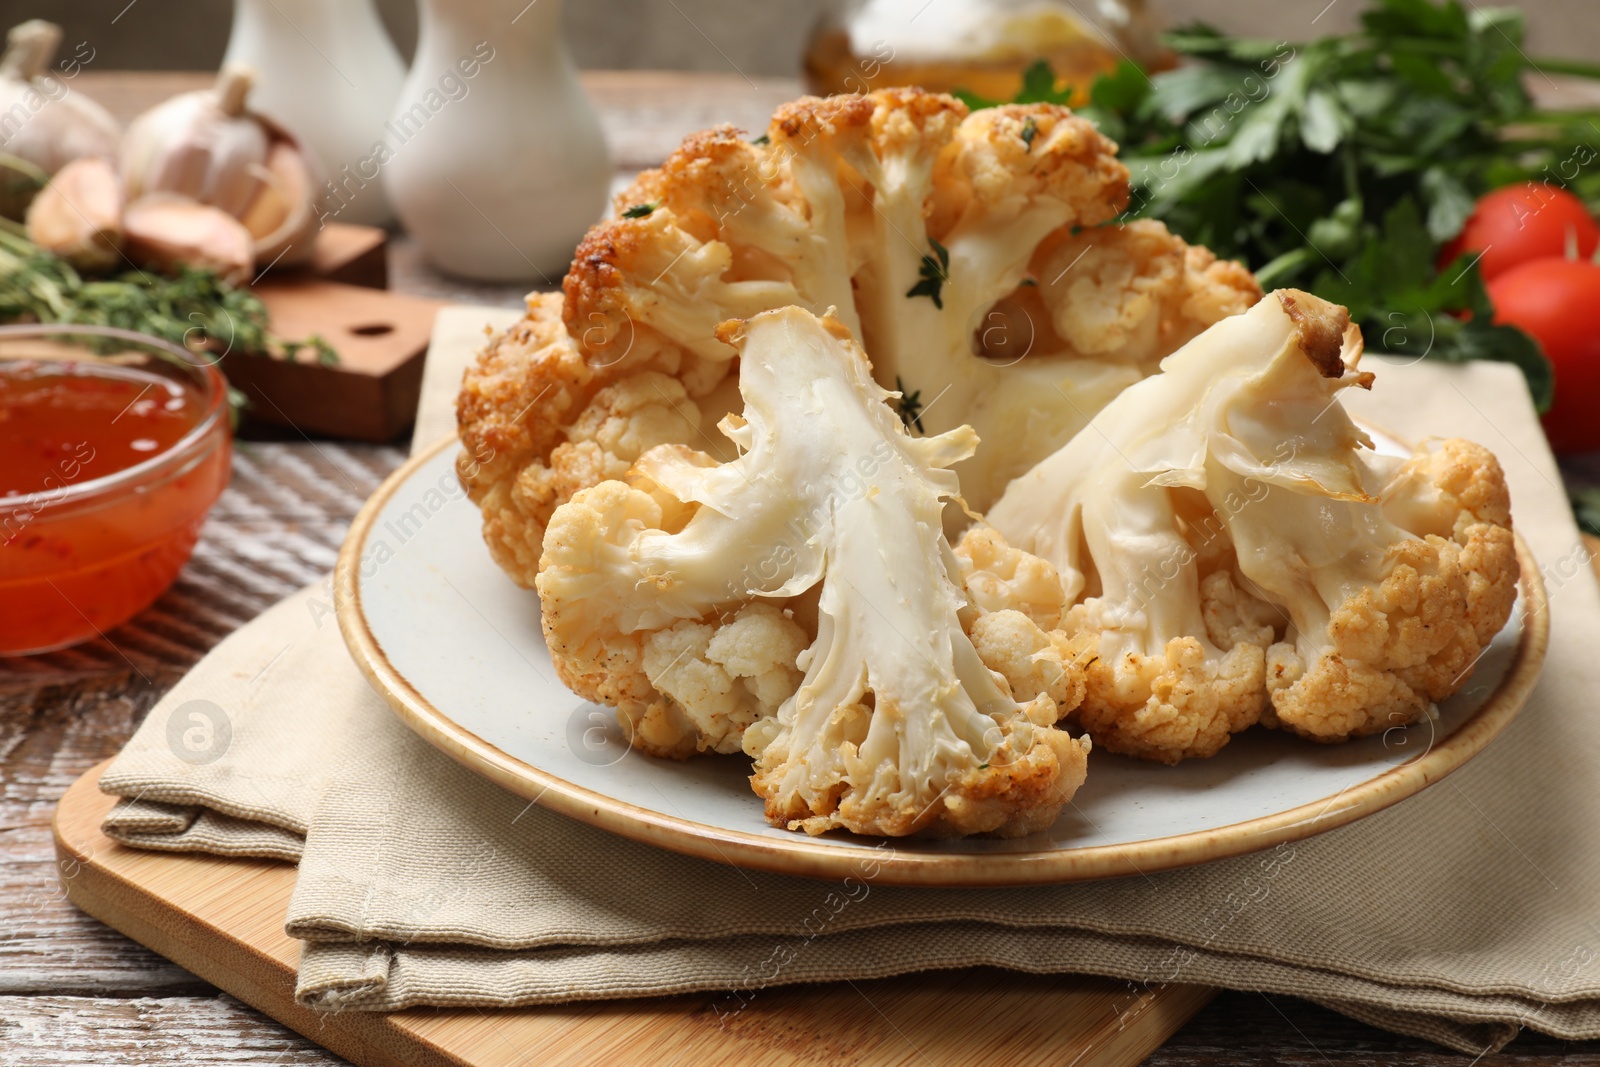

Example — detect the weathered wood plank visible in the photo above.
[0,680,208,996]
[2,680,168,858]
[0,862,208,996]
[0,996,348,1065]
[1150,990,1600,1065]
[6,989,1587,1067]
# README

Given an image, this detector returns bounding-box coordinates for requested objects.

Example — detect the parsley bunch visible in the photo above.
[967,0,1600,409]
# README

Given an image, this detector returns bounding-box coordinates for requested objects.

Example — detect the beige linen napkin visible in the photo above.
[98,325,1600,1055]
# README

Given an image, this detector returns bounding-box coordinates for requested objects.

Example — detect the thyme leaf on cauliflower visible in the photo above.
[894,374,925,433]
[905,237,950,309]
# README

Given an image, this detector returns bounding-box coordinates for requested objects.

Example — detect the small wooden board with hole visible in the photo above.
[226,279,446,443]
[222,221,435,443]
[54,761,1214,1067]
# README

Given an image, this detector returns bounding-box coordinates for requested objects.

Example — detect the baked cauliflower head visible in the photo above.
[536,305,1093,838]
[984,289,1520,762]
[459,88,1260,586]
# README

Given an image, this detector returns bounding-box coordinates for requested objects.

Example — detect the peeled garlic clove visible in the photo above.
[124,193,253,286]
[26,155,124,270]
[238,143,292,240]
[240,138,318,268]
[0,20,120,219]
[122,63,268,220]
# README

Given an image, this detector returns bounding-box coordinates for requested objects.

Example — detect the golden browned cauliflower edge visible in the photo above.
[454,291,726,589]
[1265,439,1520,741]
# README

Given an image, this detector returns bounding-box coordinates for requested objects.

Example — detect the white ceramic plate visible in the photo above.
[336,436,1548,887]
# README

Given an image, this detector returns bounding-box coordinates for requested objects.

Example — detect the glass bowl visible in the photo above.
[0,325,232,656]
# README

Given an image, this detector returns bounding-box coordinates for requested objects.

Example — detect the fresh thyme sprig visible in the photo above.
[0,228,337,365]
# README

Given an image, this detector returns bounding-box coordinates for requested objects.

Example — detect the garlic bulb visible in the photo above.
[0,20,120,218]
[25,155,123,270]
[121,63,322,268]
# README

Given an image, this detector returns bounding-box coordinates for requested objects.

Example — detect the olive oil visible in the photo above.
[803,0,1169,102]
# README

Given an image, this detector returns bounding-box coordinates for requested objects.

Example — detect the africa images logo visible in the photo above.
[165,699,233,765]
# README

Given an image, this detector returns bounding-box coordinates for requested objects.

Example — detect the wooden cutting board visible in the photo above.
[54,761,1213,1067]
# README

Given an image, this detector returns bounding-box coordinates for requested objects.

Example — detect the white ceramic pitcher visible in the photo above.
[223,0,406,227]
[383,0,612,282]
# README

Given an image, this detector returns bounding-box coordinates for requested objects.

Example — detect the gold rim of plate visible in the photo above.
[336,434,1551,888]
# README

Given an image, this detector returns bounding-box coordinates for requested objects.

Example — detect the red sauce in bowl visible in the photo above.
[0,352,230,656]
[0,363,203,493]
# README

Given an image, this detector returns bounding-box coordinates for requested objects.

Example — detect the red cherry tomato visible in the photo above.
[1439,184,1600,281]
[1488,257,1600,453]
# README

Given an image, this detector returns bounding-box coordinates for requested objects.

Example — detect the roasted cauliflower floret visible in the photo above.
[454,292,722,587]
[640,603,808,755]
[954,525,1068,629]
[977,467,1274,764]
[988,289,1519,760]
[537,305,1090,836]
[1029,219,1262,367]
[1253,437,1520,741]
[1065,624,1268,763]
[969,608,1091,710]
[562,88,1258,521]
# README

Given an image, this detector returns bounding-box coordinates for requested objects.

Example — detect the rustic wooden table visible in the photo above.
[5,71,1600,1066]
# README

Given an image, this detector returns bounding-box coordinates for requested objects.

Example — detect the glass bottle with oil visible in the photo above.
[804,0,1170,104]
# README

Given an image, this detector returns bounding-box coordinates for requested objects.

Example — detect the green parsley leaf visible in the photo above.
[1419,167,1476,242]
[621,203,656,219]
[1572,489,1600,538]
[750,134,770,145]
[956,59,1074,111]
[1069,0,1585,403]
[1020,116,1038,150]
[1015,59,1073,104]
[1078,61,1151,142]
